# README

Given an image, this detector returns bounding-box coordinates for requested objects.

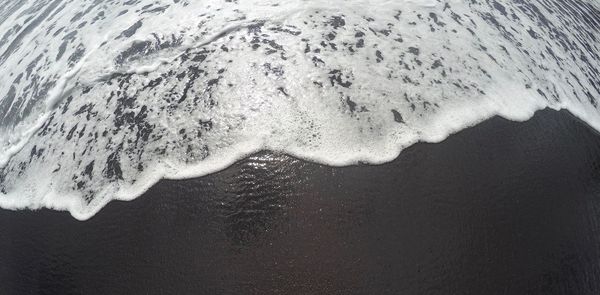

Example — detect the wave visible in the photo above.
[0,0,599,220]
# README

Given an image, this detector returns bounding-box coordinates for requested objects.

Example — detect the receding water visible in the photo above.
[0,0,599,219]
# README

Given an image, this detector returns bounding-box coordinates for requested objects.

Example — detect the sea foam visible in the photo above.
[0,0,599,220]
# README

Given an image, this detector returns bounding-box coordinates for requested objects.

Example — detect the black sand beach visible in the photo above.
[1,109,600,295]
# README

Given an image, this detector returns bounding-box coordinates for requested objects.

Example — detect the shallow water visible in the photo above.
[2,109,600,294]
[0,0,599,218]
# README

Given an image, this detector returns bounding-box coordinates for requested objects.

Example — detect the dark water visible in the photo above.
[1,109,600,294]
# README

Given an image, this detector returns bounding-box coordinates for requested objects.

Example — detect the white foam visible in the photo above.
[0,0,599,220]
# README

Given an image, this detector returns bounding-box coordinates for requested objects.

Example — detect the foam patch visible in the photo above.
[0,0,599,219]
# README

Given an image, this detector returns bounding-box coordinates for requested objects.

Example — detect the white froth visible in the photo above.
[0,0,599,220]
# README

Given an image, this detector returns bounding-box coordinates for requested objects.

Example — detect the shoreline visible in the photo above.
[2,108,600,294]
[3,107,599,221]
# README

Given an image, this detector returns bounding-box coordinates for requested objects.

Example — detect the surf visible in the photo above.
[0,0,598,220]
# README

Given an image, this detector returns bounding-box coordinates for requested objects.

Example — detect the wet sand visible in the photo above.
[2,109,600,294]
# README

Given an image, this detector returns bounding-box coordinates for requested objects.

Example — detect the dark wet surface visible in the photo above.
[2,109,600,294]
